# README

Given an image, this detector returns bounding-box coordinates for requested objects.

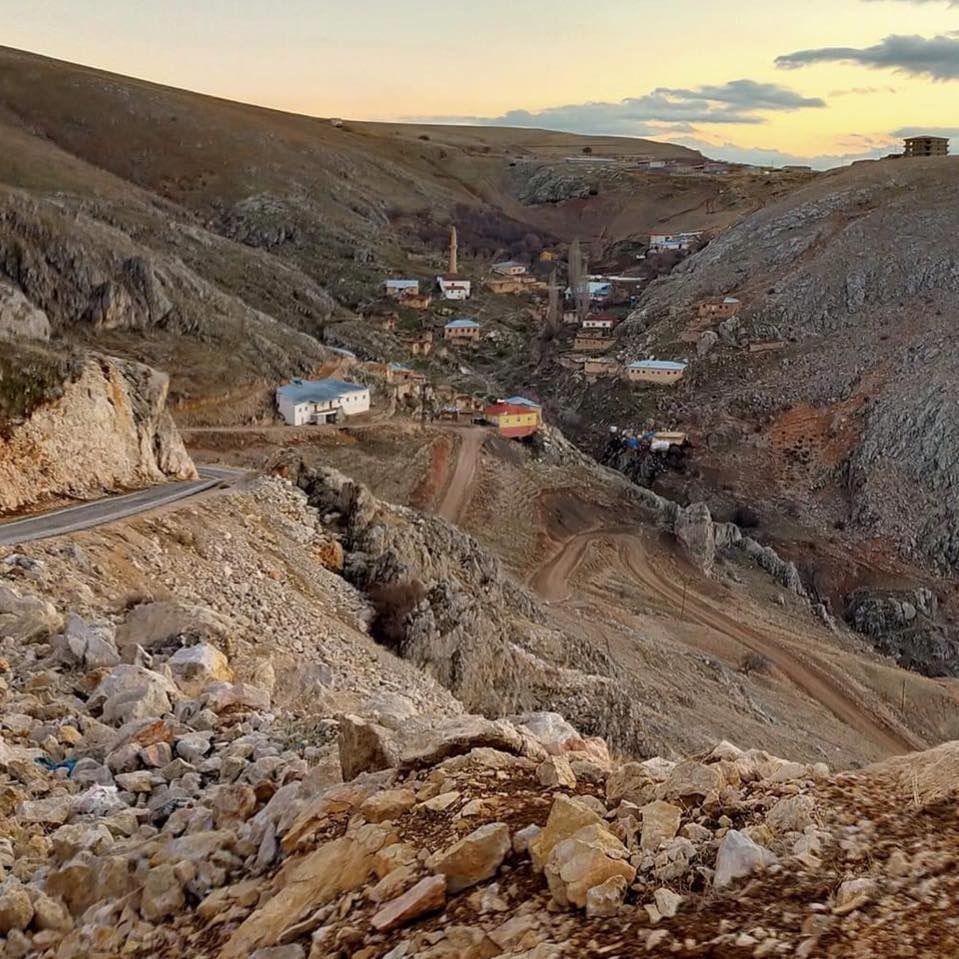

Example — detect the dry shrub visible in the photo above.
[367,580,427,652]
[741,651,772,675]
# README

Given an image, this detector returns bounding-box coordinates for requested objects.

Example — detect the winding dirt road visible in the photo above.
[532,528,922,755]
[436,429,485,524]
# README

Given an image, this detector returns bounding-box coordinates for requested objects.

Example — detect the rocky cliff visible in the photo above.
[618,158,959,576]
[286,461,653,755]
[0,351,196,513]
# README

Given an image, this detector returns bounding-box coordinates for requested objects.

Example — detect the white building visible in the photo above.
[276,378,371,426]
[565,280,612,302]
[648,232,703,253]
[492,260,527,277]
[437,274,472,300]
[384,279,419,299]
[581,314,615,331]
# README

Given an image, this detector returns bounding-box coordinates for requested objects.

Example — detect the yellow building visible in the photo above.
[484,398,541,438]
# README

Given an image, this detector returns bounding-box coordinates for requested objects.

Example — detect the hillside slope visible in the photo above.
[585,157,959,672]
[0,46,777,411]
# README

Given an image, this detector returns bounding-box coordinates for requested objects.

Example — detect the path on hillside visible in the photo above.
[0,467,244,546]
[531,528,922,754]
[436,429,485,524]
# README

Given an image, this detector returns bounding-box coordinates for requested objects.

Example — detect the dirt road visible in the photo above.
[532,528,922,755]
[436,429,485,524]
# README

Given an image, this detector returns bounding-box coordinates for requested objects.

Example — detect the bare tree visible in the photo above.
[568,238,590,322]
[546,268,560,337]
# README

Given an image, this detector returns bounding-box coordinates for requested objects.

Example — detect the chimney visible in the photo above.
[448,225,458,276]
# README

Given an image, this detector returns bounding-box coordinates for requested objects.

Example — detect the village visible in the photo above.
[270,222,728,451]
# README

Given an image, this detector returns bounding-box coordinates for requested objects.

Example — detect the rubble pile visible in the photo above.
[0,571,955,958]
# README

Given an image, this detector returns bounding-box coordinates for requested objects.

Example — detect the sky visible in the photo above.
[2,0,959,168]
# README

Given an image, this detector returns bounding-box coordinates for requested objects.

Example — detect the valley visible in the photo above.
[1,41,958,959]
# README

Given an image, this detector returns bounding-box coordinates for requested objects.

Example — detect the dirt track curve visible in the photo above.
[532,529,923,756]
[436,429,484,523]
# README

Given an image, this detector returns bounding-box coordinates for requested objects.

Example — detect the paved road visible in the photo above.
[0,467,243,547]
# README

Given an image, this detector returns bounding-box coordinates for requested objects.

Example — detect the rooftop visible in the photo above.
[385,278,418,286]
[504,395,541,409]
[445,318,480,329]
[276,378,368,405]
[628,359,688,371]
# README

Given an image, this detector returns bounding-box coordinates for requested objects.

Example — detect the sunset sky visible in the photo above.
[3,0,958,168]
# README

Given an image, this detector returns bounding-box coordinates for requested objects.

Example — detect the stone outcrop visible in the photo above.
[0,280,49,340]
[0,353,196,513]
[286,462,653,754]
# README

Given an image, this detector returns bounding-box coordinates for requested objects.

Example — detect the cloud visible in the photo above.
[408,79,826,137]
[653,79,826,111]
[675,137,894,170]
[861,0,959,5]
[892,125,959,135]
[829,85,897,95]
[777,33,959,80]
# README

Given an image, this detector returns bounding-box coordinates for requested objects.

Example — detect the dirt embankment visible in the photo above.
[531,524,923,756]
[436,428,486,524]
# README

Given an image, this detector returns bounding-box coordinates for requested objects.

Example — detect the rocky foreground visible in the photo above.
[0,575,956,958]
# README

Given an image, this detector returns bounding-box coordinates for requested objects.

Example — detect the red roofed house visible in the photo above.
[483,398,541,439]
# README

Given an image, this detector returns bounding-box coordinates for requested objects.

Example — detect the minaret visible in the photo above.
[448,225,458,275]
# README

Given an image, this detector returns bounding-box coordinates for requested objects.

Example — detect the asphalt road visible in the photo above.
[0,466,243,547]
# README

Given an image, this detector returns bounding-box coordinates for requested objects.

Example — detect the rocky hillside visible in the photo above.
[0,347,196,513]
[573,157,959,676]
[619,157,959,574]
[0,46,778,413]
[0,547,955,957]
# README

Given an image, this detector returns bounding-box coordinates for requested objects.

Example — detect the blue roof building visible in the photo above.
[276,378,371,425]
[626,359,688,384]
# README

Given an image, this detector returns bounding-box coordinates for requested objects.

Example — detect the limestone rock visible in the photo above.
[428,822,511,893]
[370,875,446,933]
[662,760,725,801]
[168,643,234,695]
[337,714,399,781]
[833,878,877,916]
[117,601,236,654]
[0,883,33,934]
[713,830,778,888]
[674,502,717,575]
[605,762,655,806]
[360,788,417,823]
[201,682,271,713]
[641,800,682,851]
[0,280,50,340]
[52,613,120,669]
[585,874,629,918]
[399,716,537,770]
[140,863,185,921]
[90,664,178,725]
[654,887,683,919]
[544,823,636,909]
[530,795,603,871]
[536,756,577,789]
[766,794,815,834]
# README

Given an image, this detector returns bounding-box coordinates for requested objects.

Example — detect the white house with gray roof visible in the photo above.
[276,378,370,426]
